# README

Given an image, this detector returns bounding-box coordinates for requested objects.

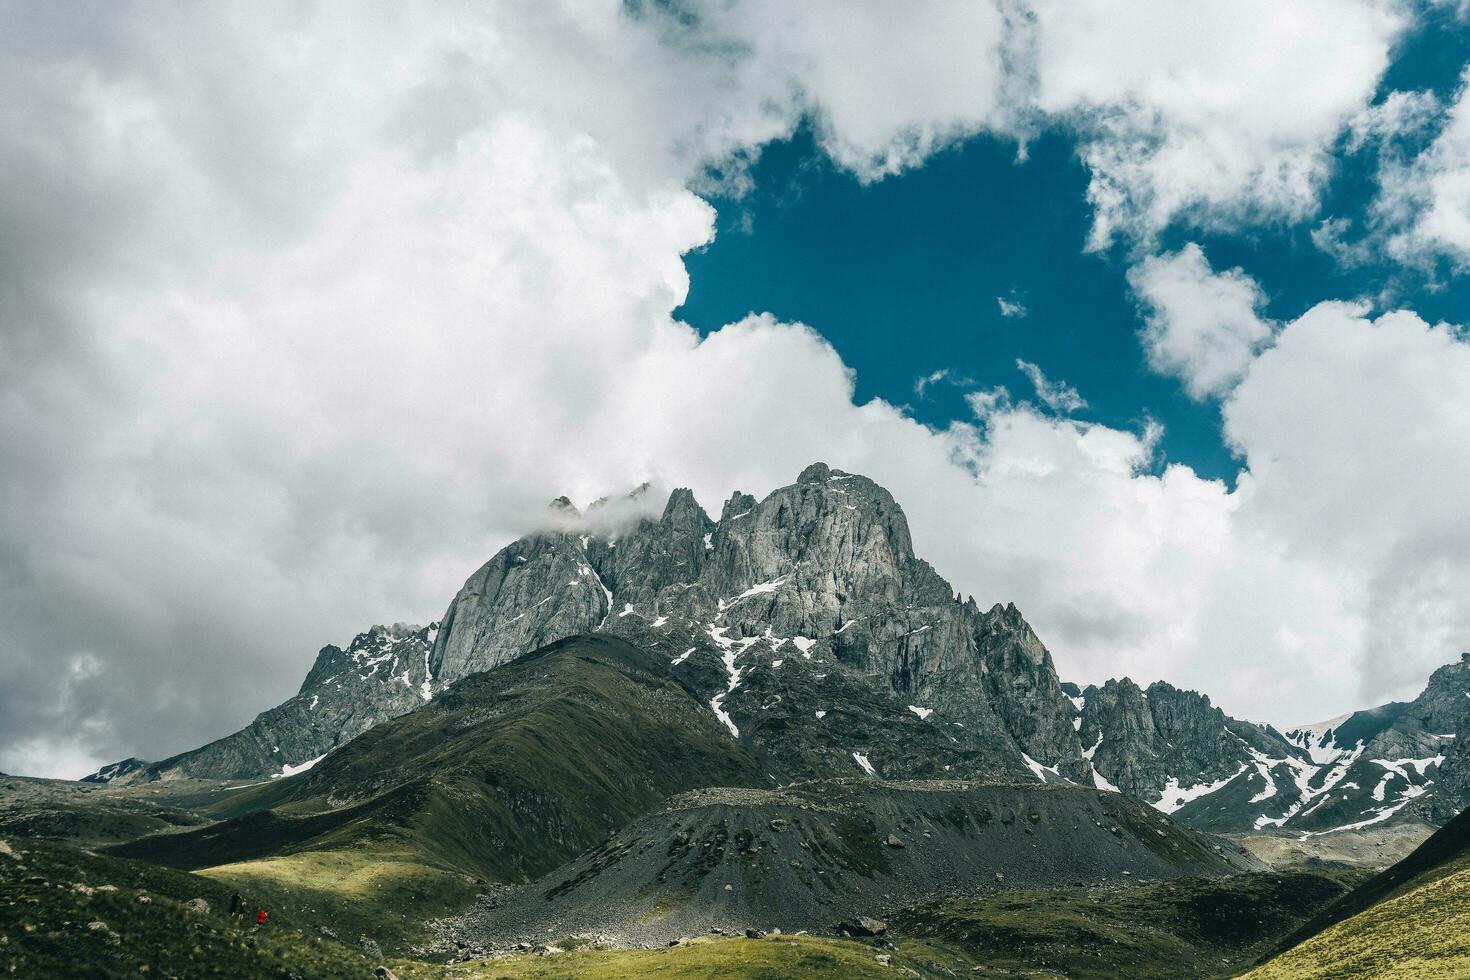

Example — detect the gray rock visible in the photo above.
[836,916,887,937]
[1080,677,1292,802]
[1078,651,1470,834]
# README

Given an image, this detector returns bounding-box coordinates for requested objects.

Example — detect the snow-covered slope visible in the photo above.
[1073,656,1469,836]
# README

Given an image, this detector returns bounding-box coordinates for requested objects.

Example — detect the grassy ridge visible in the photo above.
[1246,805,1470,978]
[892,869,1368,979]
[1259,803,1470,957]
[389,934,945,979]
[197,848,480,955]
[1244,866,1470,979]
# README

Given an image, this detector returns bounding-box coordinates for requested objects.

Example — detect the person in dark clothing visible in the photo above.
[228,892,244,918]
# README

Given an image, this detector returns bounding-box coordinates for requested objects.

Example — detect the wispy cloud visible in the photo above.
[914,368,974,398]
[997,293,1028,318]
[1015,359,1087,413]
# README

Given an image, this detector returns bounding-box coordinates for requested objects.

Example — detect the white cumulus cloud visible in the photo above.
[997,294,1029,318]
[1129,243,1275,399]
[1028,0,1406,247]
[1380,68,1470,271]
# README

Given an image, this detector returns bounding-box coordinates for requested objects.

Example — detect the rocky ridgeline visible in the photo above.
[85,463,1470,835]
[1263,653,1470,831]
[100,624,439,785]
[1072,678,1296,800]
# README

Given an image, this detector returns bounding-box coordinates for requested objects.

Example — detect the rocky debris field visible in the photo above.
[439,779,1259,951]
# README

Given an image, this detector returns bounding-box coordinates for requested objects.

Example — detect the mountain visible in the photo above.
[86,463,1470,839]
[77,758,149,785]
[1132,653,1470,836]
[1278,654,1470,828]
[92,464,1075,789]
[93,623,440,784]
[1072,678,1300,807]
[429,462,1085,781]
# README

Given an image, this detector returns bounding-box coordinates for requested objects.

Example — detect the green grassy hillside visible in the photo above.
[390,933,969,979]
[1247,805,1470,978]
[0,836,382,978]
[893,868,1365,979]
[109,636,766,886]
[1244,866,1470,979]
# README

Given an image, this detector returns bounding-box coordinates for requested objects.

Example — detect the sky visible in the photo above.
[2,0,1470,778]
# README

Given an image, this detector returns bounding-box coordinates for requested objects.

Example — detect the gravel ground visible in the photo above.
[439,778,1260,953]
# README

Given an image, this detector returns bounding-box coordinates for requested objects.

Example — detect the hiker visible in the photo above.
[228,892,244,918]
[256,909,269,927]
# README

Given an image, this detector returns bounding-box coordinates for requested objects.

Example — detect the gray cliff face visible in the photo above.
[431,463,961,685]
[1079,679,1296,803]
[1437,693,1470,820]
[429,516,607,680]
[428,463,1063,780]
[1364,653,1470,759]
[973,602,1088,782]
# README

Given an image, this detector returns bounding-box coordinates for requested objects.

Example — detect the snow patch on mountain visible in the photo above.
[1022,753,1063,784]
[273,754,325,779]
[707,625,759,738]
[1155,766,1247,814]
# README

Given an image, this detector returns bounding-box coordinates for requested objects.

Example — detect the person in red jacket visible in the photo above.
[255,909,268,926]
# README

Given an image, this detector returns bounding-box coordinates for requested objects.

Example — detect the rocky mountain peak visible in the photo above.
[661,486,704,522]
[720,491,757,520]
[99,464,1071,790]
[797,461,832,483]
[377,464,1088,787]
